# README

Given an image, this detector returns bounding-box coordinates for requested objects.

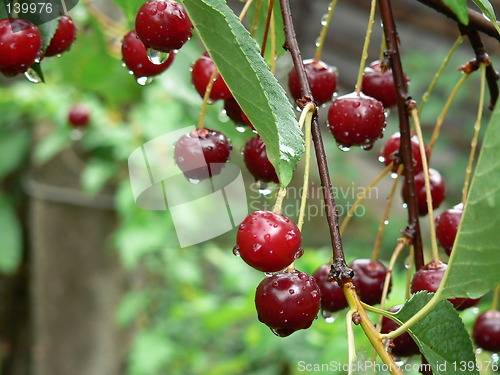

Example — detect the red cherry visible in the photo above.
[44,15,77,57]
[68,105,90,127]
[0,18,42,76]
[327,92,386,150]
[235,210,302,272]
[312,264,348,313]
[135,0,193,53]
[224,98,254,129]
[288,59,338,105]
[243,135,279,183]
[411,261,480,310]
[121,30,175,79]
[436,203,463,256]
[381,305,420,357]
[379,132,428,174]
[192,54,232,101]
[350,259,391,306]
[473,310,500,352]
[361,60,409,108]
[255,271,321,337]
[402,168,446,216]
[174,128,232,180]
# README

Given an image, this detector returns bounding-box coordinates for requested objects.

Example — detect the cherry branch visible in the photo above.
[278,0,351,282]
[378,0,424,270]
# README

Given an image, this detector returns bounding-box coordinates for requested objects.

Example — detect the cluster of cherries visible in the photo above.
[0,15,76,77]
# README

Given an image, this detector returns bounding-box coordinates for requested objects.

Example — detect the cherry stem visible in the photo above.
[492,285,500,311]
[273,185,287,214]
[345,309,357,375]
[355,0,377,94]
[279,0,351,281]
[196,68,218,130]
[376,238,408,330]
[371,165,403,262]
[410,108,440,263]
[297,103,315,231]
[239,0,255,21]
[313,0,339,63]
[419,35,464,116]
[250,0,263,36]
[379,0,424,270]
[260,0,275,57]
[405,246,414,300]
[462,64,486,203]
[427,73,470,158]
[270,11,277,73]
[339,163,393,237]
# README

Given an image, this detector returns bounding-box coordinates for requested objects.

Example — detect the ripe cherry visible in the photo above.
[473,310,500,352]
[192,54,232,101]
[312,264,348,313]
[68,105,90,127]
[135,0,193,53]
[436,203,463,256]
[224,98,253,129]
[235,210,302,272]
[255,271,321,337]
[327,92,386,150]
[379,132,428,174]
[174,128,231,181]
[350,259,390,305]
[361,60,409,108]
[288,59,338,105]
[402,168,446,216]
[122,30,175,79]
[381,306,420,357]
[410,261,480,310]
[243,135,279,183]
[0,18,42,76]
[44,15,77,57]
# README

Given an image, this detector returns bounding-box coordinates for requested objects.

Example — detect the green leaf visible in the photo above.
[0,127,30,179]
[29,62,45,83]
[440,102,500,299]
[110,0,145,25]
[34,129,71,164]
[472,0,500,35]
[183,0,304,186]
[0,196,23,274]
[81,159,117,196]
[393,292,478,375]
[442,0,469,24]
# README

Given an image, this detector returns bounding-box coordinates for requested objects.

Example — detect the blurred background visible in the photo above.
[0,0,499,374]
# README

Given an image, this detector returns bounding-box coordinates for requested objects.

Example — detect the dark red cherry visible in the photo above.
[379,132,428,174]
[224,98,254,129]
[0,18,42,76]
[243,135,279,183]
[436,203,463,256]
[192,54,232,100]
[255,271,321,337]
[327,92,386,150]
[312,264,348,313]
[402,168,446,216]
[121,30,175,79]
[174,128,231,180]
[44,15,77,57]
[68,105,90,127]
[361,60,409,108]
[381,305,420,357]
[235,210,302,272]
[135,0,193,52]
[411,261,480,310]
[350,259,391,306]
[473,310,500,352]
[288,59,338,105]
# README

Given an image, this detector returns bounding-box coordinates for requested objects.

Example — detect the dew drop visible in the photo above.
[378,156,386,163]
[121,62,126,68]
[289,288,295,295]
[352,101,361,108]
[188,178,201,184]
[294,249,304,259]
[337,144,350,152]
[146,47,169,65]
[258,183,273,196]
[235,125,247,133]
[361,143,374,151]
[264,234,271,241]
[384,220,389,225]
[137,76,154,86]
[390,172,399,179]
[232,246,240,256]
[24,68,42,84]
[402,203,408,209]
[320,14,328,26]
[298,272,308,280]
[272,281,279,287]
[252,243,262,252]
[323,312,335,324]
[264,272,274,277]
[314,36,321,47]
